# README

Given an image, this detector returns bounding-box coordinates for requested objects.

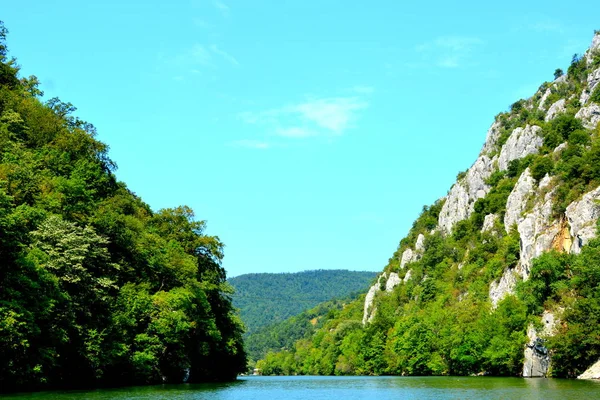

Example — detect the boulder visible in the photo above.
[578,359,600,380]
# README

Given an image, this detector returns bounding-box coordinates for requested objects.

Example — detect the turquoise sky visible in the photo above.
[3,1,598,277]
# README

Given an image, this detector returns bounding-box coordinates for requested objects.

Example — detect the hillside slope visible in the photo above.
[257,31,600,379]
[0,22,245,392]
[229,269,376,335]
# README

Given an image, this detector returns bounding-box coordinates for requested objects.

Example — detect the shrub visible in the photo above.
[530,156,554,181]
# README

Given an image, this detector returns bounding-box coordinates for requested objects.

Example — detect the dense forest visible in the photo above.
[245,298,352,364]
[228,269,376,334]
[256,33,600,378]
[0,22,246,392]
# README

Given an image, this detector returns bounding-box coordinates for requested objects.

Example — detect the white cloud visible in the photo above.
[276,127,316,138]
[230,139,271,149]
[530,20,564,33]
[209,44,240,66]
[190,44,213,67]
[214,1,230,16]
[168,43,239,74]
[351,85,375,94]
[240,96,367,140]
[193,18,213,29]
[417,36,483,68]
[292,97,366,134]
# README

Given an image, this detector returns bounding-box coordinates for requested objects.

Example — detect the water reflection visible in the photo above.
[5,376,600,400]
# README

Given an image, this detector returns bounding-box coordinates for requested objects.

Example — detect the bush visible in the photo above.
[530,156,554,181]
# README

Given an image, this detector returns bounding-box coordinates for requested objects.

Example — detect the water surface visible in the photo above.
[5,375,600,400]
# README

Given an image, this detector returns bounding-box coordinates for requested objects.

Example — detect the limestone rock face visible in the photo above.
[481,213,498,233]
[584,32,600,65]
[399,248,414,269]
[538,88,552,111]
[517,188,557,280]
[565,186,600,254]
[481,121,502,155]
[523,311,557,378]
[362,274,386,325]
[403,269,412,283]
[538,174,552,190]
[415,234,425,253]
[578,359,600,379]
[498,125,543,171]
[438,155,496,233]
[385,272,401,292]
[575,104,600,130]
[489,268,518,308]
[545,99,566,121]
[504,168,535,232]
[580,67,600,105]
[553,142,568,154]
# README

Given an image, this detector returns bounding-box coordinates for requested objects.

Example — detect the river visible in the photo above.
[4,376,600,399]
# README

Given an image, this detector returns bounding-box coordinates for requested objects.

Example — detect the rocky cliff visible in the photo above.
[258,32,600,379]
[363,32,600,378]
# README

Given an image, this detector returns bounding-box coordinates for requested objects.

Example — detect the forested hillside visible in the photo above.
[0,22,246,392]
[228,269,376,334]
[245,298,352,364]
[257,32,600,379]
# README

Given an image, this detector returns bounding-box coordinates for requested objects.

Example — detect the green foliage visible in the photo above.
[541,113,584,151]
[528,238,600,377]
[590,84,600,104]
[244,297,355,363]
[530,155,554,182]
[228,270,376,335]
[553,69,564,80]
[0,25,245,392]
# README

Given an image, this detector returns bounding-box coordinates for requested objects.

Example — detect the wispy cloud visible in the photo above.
[193,18,213,29]
[530,20,564,33]
[190,44,213,67]
[351,85,375,94]
[214,1,230,17]
[240,96,368,139]
[416,36,483,68]
[230,139,271,149]
[209,44,239,66]
[165,43,239,77]
[276,127,316,138]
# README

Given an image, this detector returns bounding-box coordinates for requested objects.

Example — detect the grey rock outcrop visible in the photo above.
[481,121,502,155]
[578,359,600,380]
[415,234,425,253]
[438,155,496,233]
[523,311,557,378]
[584,32,600,65]
[481,213,498,233]
[565,186,600,254]
[385,272,401,292]
[575,104,600,130]
[399,248,414,269]
[538,88,552,111]
[544,99,566,121]
[504,168,535,231]
[489,268,518,308]
[580,67,600,105]
[498,125,543,171]
[553,142,568,154]
[517,188,557,280]
[403,269,412,283]
[362,273,386,325]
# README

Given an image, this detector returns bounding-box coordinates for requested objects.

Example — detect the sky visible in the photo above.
[2,1,598,277]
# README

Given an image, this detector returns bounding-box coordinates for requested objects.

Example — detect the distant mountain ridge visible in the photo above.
[228,269,377,335]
